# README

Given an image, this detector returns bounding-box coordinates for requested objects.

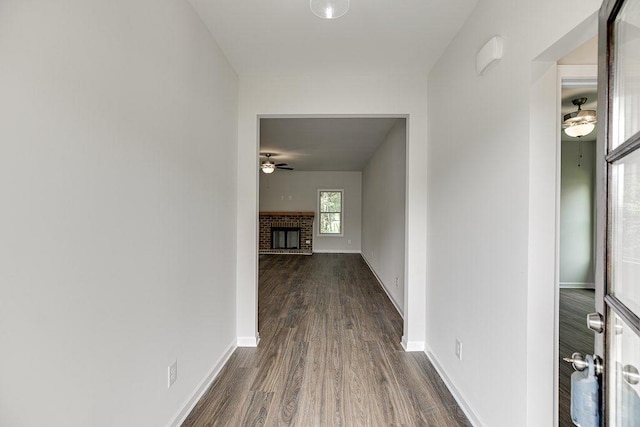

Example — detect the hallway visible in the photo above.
[183,254,470,426]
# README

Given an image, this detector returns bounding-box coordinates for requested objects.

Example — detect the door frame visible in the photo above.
[529,11,598,427]
[555,65,599,427]
[242,112,420,349]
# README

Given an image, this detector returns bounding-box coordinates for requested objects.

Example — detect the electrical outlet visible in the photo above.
[395,277,399,287]
[168,360,178,388]
[348,239,352,244]
[455,339,463,360]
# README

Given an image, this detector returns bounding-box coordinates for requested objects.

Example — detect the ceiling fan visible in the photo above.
[261,153,293,174]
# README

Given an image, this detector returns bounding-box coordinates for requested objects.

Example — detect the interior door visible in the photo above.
[598,0,640,424]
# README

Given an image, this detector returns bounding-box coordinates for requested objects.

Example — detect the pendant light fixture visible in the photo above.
[563,98,597,138]
[310,0,349,19]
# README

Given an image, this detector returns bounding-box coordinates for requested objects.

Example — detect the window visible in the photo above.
[318,190,343,235]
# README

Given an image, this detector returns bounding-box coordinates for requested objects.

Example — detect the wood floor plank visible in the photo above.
[182,253,470,426]
[239,392,273,427]
[277,342,307,426]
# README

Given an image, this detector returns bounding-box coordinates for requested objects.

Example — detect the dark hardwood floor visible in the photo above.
[558,288,595,427]
[183,253,470,426]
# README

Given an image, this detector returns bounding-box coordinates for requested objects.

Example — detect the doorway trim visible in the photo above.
[556,65,598,427]
[237,101,426,352]
[528,11,598,427]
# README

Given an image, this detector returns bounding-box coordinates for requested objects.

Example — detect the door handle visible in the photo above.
[564,352,603,375]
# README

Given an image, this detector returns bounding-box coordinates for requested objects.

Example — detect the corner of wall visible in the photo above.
[237,335,260,347]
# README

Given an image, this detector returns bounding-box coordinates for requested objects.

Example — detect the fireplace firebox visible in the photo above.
[271,227,300,249]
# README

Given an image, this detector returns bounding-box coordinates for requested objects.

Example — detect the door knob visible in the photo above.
[564,352,589,371]
[563,352,603,375]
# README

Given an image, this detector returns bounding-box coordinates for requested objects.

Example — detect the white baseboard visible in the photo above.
[237,334,260,347]
[360,253,404,318]
[401,336,425,352]
[425,349,484,427]
[168,340,237,427]
[559,282,595,289]
[259,252,312,256]
[313,249,362,253]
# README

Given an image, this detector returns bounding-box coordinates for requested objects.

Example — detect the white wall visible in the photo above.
[426,1,600,425]
[362,120,406,314]
[259,171,362,252]
[560,140,596,287]
[0,1,238,426]
[237,75,428,351]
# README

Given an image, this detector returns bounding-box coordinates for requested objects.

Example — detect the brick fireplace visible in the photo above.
[259,212,314,255]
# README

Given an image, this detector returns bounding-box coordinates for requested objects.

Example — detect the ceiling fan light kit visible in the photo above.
[310,0,349,19]
[261,153,293,174]
[563,97,597,138]
[261,161,276,174]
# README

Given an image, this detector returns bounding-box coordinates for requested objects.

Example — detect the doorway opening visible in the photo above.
[557,60,598,426]
[256,116,408,339]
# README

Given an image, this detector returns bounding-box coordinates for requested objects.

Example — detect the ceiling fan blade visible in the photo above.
[275,163,288,167]
[277,166,294,170]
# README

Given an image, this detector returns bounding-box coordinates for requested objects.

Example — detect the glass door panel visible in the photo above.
[607,310,640,425]
[612,0,640,150]
[611,150,640,314]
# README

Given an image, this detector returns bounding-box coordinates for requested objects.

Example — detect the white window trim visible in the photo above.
[317,189,344,237]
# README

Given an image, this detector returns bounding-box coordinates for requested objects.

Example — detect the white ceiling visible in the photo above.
[187,2,600,170]
[260,118,401,171]
[187,0,479,75]
[187,1,477,172]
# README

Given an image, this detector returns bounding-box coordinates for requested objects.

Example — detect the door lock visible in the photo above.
[586,312,604,334]
[563,352,603,375]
